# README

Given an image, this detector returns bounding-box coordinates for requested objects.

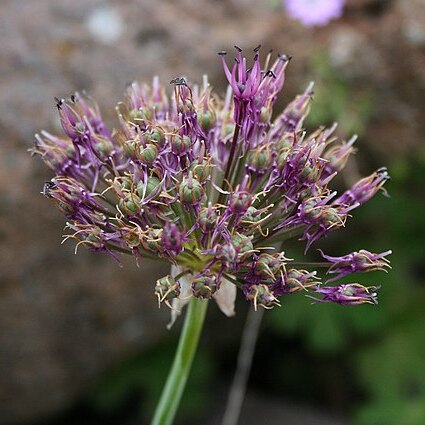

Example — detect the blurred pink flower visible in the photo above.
[283,0,345,27]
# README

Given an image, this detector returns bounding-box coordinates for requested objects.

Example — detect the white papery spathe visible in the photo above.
[167,265,236,329]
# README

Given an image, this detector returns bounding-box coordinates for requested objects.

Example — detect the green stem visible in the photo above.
[150,298,209,425]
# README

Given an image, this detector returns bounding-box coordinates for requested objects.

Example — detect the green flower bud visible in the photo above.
[144,228,163,252]
[276,148,290,170]
[260,106,272,123]
[192,274,217,299]
[231,233,253,258]
[303,199,321,220]
[179,175,204,205]
[65,145,76,158]
[198,206,218,232]
[230,191,252,214]
[130,108,152,122]
[123,229,141,248]
[275,133,294,151]
[322,208,343,227]
[246,284,278,309]
[285,269,316,293]
[190,159,211,181]
[119,193,142,215]
[96,138,114,156]
[123,139,140,159]
[120,176,133,191]
[247,146,271,172]
[155,275,180,306]
[240,206,262,226]
[254,254,282,281]
[171,134,192,155]
[198,110,216,132]
[119,194,142,215]
[137,177,161,198]
[300,159,320,182]
[139,143,158,165]
[150,128,166,148]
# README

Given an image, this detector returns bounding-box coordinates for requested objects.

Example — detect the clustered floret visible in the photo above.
[32,46,391,311]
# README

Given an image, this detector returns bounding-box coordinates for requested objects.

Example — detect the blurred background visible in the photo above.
[1,0,424,424]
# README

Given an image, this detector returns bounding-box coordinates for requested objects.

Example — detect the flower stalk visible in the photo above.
[150,297,208,425]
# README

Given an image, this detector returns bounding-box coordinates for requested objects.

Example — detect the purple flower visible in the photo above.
[320,249,392,282]
[311,283,379,305]
[32,47,390,313]
[283,0,345,27]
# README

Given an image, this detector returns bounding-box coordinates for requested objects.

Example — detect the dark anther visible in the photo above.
[234,45,243,52]
[170,77,187,86]
[217,50,227,56]
[42,181,57,198]
[234,58,240,64]
[264,70,276,78]
[253,44,262,53]
[70,94,76,103]
[377,167,390,178]
[54,97,63,109]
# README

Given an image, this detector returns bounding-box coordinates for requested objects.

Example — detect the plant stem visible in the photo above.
[150,297,209,425]
[221,307,264,425]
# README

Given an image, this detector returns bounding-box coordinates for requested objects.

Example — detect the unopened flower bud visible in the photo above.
[254,254,283,281]
[285,269,316,293]
[150,128,166,148]
[123,139,140,159]
[179,174,204,205]
[171,134,192,155]
[155,275,181,306]
[198,205,218,232]
[224,123,235,135]
[119,193,142,215]
[231,233,254,259]
[137,176,161,198]
[247,146,271,172]
[300,160,320,182]
[130,107,152,122]
[229,191,252,215]
[275,133,295,151]
[190,159,211,181]
[246,284,279,309]
[143,228,163,252]
[139,143,158,164]
[192,273,218,299]
[276,148,290,170]
[96,137,114,156]
[240,206,262,226]
[198,110,216,132]
[260,106,272,123]
[120,176,133,191]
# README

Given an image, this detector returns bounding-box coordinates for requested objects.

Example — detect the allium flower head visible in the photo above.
[283,0,345,27]
[32,47,390,320]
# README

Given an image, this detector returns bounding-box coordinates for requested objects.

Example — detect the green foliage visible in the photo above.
[269,156,425,424]
[89,339,214,422]
[356,319,425,425]
[308,53,374,135]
